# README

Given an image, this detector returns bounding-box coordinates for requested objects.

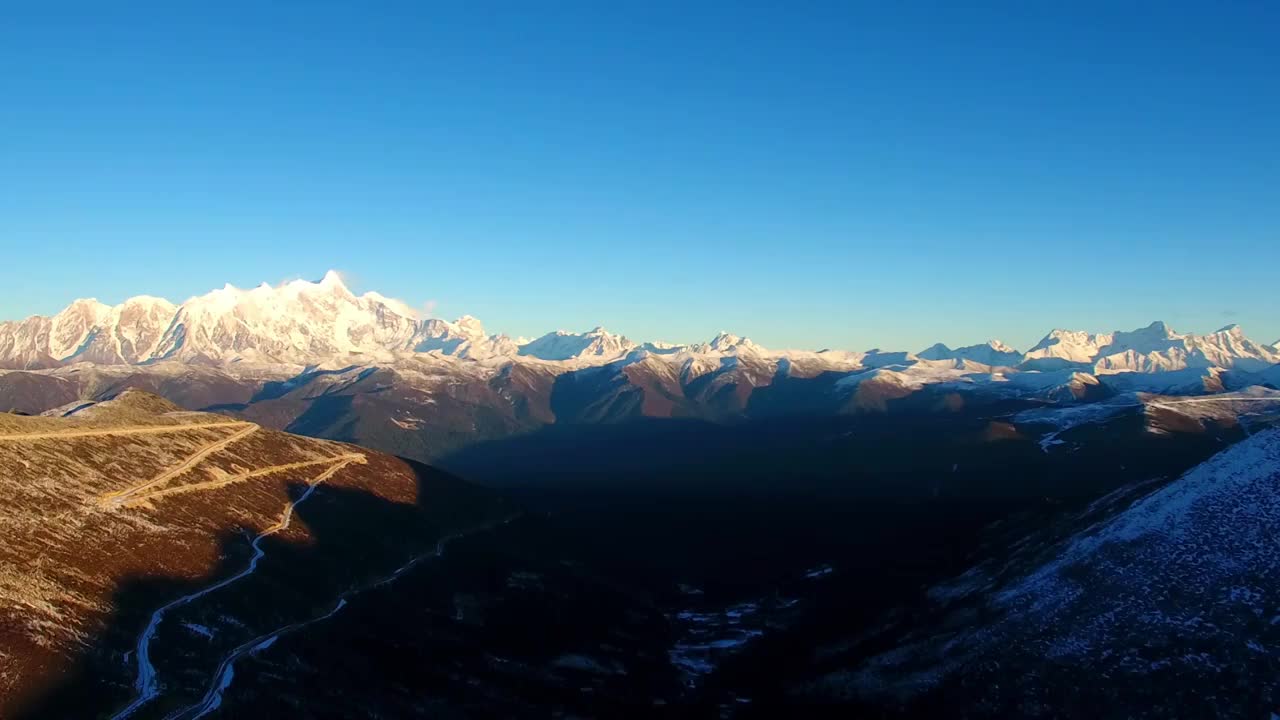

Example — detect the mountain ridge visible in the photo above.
[821,425,1280,716]
[4,273,1278,379]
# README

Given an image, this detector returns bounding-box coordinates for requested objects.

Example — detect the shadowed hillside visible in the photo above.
[0,391,512,718]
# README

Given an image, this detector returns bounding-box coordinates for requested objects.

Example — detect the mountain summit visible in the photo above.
[917,339,1022,367]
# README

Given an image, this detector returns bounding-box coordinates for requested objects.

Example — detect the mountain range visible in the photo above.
[2,272,1278,467]
[3,271,1277,374]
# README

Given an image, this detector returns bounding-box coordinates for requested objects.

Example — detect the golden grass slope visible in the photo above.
[0,390,426,714]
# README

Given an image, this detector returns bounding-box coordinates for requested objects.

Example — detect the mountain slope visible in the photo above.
[813,426,1280,717]
[412,315,519,359]
[918,340,1023,367]
[150,272,421,364]
[0,390,508,718]
[1025,321,1280,374]
[518,326,638,362]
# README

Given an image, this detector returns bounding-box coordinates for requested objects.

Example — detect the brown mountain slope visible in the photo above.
[0,390,509,719]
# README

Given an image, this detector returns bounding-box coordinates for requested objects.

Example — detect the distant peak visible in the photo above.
[53,298,111,325]
[709,331,756,352]
[915,342,952,361]
[1215,323,1243,335]
[318,270,345,287]
[1141,320,1172,333]
[453,315,485,335]
[64,297,107,310]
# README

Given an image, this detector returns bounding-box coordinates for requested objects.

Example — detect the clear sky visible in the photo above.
[2,2,1277,351]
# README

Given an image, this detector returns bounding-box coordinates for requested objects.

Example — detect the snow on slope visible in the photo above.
[1023,328,1115,366]
[150,271,421,363]
[1025,321,1280,374]
[918,340,1023,367]
[842,426,1280,713]
[517,327,638,362]
[413,316,519,360]
[1014,394,1141,430]
[995,426,1280,655]
[1096,366,1224,394]
[0,297,177,368]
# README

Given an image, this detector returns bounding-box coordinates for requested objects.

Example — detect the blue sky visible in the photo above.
[2,2,1277,351]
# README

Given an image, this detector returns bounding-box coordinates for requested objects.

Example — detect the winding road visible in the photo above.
[100,424,260,507]
[118,453,365,507]
[109,454,362,720]
[162,518,516,720]
[0,420,250,443]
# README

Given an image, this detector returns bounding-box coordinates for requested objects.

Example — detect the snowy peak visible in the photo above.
[49,299,112,360]
[317,269,346,289]
[413,318,473,355]
[918,339,1022,367]
[454,315,485,337]
[917,343,951,360]
[1142,319,1174,335]
[1108,320,1178,345]
[412,315,517,359]
[518,327,638,362]
[1185,324,1280,372]
[1024,328,1115,365]
[1020,321,1280,374]
[152,272,421,363]
[859,348,917,369]
[417,316,487,343]
[702,331,760,354]
[77,296,180,364]
[1091,321,1184,372]
[1215,323,1243,335]
[0,271,424,367]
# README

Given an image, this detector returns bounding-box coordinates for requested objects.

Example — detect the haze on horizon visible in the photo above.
[3,2,1277,351]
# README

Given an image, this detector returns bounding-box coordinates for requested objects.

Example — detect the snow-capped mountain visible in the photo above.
[412,315,519,360]
[1020,321,1280,374]
[4,273,1278,470]
[1181,324,1280,372]
[695,332,761,355]
[1120,323,1276,373]
[0,272,434,367]
[517,327,638,362]
[2,273,1278,393]
[0,296,179,369]
[918,340,1023,367]
[1022,328,1116,367]
[149,271,421,364]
